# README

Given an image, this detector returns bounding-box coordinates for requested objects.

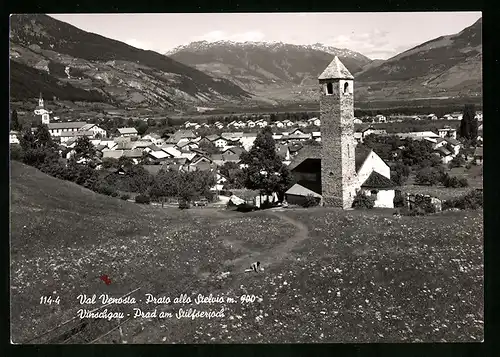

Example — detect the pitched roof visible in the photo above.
[48,122,87,129]
[355,146,372,172]
[318,56,354,80]
[80,123,95,131]
[122,149,144,158]
[148,150,169,159]
[285,182,322,198]
[287,145,321,171]
[118,127,138,135]
[436,147,452,156]
[360,171,396,189]
[444,137,460,146]
[102,150,125,159]
[223,146,245,156]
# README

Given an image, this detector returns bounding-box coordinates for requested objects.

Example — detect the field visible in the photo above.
[10,161,483,343]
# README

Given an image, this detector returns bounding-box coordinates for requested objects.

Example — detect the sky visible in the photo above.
[49,12,481,60]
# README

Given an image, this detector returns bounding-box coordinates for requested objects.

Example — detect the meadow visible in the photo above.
[10,161,483,343]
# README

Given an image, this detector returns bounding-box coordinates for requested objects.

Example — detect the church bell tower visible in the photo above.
[319,56,357,209]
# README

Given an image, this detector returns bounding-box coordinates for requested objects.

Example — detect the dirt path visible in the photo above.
[222,210,310,272]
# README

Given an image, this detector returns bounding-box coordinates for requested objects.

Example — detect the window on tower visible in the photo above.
[344,82,350,94]
[326,82,333,95]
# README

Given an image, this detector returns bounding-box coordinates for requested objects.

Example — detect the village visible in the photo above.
[9,59,483,211]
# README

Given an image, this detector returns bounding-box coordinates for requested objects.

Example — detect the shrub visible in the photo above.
[415,167,441,186]
[352,191,375,209]
[111,192,119,197]
[135,194,151,204]
[393,190,406,208]
[236,203,256,212]
[443,174,460,188]
[178,199,190,210]
[95,184,116,196]
[120,194,130,200]
[300,194,320,208]
[10,144,24,161]
[400,206,426,216]
[444,190,483,210]
[458,178,469,187]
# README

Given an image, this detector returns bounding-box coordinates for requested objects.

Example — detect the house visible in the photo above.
[285,145,395,208]
[437,127,457,140]
[282,119,294,127]
[427,114,438,120]
[434,146,454,164]
[296,121,308,128]
[312,132,321,142]
[166,130,197,144]
[142,133,164,146]
[358,171,397,208]
[247,120,256,128]
[80,123,107,138]
[223,146,245,157]
[255,120,268,128]
[284,132,312,142]
[147,150,170,162]
[272,134,283,141]
[132,141,153,150]
[443,114,454,120]
[285,182,323,206]
[48,122,87,137]
[375,114,387,123]
[474,147,483,165]
[10,131,20,144]
[226,120,238,128]
[117,127,138,137]
[213,136,228,148]
[59,130,95,144]
[307,117,320,126]
[353,118,363,124]
[275,121,285,128]
[395,131,440,140]
[215,122,225,129]
[444,137,461,155]
[184,121,195,128]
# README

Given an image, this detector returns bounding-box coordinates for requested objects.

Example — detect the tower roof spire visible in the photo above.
[318,56,354,80]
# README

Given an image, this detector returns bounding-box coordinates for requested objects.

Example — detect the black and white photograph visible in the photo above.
[9,12,483,344]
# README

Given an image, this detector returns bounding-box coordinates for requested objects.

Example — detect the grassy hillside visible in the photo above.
[9,60,109,102]
[10,161,483,343]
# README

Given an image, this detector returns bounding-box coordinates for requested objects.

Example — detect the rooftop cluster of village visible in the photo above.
[9,94,484,177]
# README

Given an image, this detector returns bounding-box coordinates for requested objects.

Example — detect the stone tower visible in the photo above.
[38,92,44,108]
[319,56,357,209]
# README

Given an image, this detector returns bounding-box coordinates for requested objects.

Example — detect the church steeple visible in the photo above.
[38,93,44,108]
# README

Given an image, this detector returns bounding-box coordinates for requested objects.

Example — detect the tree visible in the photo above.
[127,118,135,127]
[73,136,97,165]
[135,121,149,136]
[415,167,441,186]
[161,127,175,138]
[460,104,478,141]
[240,126,294,201]
[391,163,410,186]
[20,125,59,168]
[10,110,20,131]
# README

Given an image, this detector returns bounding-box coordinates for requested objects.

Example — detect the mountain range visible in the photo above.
[9,14,482,110]
[9,14,250,109]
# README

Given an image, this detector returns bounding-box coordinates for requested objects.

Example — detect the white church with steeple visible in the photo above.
[34,93,51,124]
